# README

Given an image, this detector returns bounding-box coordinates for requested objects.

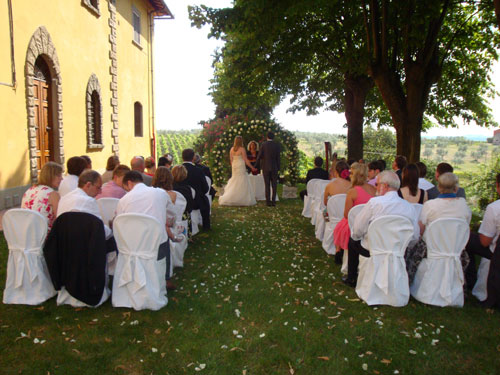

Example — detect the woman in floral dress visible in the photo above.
[21,162,63,232]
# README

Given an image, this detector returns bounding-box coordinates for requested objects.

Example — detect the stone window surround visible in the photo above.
[82,0,100,17]
[25,26,64,184]
[86,74,104,149]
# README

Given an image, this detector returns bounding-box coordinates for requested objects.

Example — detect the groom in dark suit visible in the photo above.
[256,131,281,206]
[182,149,210,229]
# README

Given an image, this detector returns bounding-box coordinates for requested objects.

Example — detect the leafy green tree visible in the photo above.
[423,147,434,159]
[189,0,384,161]
[362,0,499,162]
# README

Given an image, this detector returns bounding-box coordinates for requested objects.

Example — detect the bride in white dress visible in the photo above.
[219,136,257,206]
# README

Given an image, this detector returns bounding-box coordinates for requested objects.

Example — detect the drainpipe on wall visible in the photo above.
[1,0,16,88]
[148,11,156,158]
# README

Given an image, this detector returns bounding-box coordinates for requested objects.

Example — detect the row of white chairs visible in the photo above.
[302,178,474,307]
[2,186,204,310]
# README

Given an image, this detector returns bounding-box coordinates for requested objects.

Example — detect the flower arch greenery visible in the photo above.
[194,116,300,187]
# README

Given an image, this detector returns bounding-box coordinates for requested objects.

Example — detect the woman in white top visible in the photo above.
[219,136,257,206]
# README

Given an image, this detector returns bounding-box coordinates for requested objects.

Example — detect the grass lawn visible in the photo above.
[0,193,499,374]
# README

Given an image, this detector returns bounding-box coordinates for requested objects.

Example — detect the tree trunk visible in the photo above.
[344,74,373,161]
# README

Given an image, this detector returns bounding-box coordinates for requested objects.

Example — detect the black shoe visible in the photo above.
[342,276,356,288]
[271,201,276,206]
[334,250,343,265]
[266,202,272,206]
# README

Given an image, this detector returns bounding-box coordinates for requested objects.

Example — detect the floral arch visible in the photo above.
[195,117,300,187]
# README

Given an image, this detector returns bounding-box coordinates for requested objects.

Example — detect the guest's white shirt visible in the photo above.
[58,174,79,197]
[479,199,500,253]
[116,183,170,243]
[352,190,419,249]
[420,197,471,226]
[57,187,112,238]
[418,178,435,191]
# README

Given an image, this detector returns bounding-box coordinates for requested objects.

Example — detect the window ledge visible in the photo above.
[82,0,100,17]
[132,39,143,50]
[88,143,104,150]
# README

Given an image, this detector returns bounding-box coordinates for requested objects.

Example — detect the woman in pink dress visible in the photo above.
[333,162,376,258]
[21,162,63,232]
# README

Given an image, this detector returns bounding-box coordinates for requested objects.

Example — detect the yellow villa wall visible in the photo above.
[0,0,158,209]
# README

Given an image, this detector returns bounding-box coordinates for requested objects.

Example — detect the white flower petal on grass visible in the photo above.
[199,364,206,370]
[221,345,228,349]
[362,363,368,371]
[431,339,439,346]
[236,335,243,339]
[259,333,266,338]
[344,339,348,344]
[33,338,40,344]
[40,340,46,344]
[233,330,238,335]
[409,349,417,355]
[152,347,158,353]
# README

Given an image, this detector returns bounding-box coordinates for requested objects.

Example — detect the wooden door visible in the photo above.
[33,58,53,171]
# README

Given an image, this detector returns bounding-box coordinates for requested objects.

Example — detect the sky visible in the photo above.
[154,1,499,139]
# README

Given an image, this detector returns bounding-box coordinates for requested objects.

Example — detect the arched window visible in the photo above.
[134,102,143,137]
[86,74,103,149]
[83,0,100,16]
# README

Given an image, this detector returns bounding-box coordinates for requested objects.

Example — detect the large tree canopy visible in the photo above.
[191,0,499,162]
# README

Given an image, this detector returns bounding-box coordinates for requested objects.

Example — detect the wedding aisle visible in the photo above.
[0,197,498,374]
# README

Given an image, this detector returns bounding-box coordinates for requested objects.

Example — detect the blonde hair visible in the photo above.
[38,162,63,187]
[171,165,187,183]
[350,162,368,187]
[233,136,243,151]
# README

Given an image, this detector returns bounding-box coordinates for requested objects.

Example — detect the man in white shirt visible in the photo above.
[343,170,419,287]
[465,173,500,293]
[57,169,112,239]
[116,170,176,289]
[58,156,88,197]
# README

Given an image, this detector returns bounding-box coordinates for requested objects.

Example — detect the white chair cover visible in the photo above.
[2,209,56,305]
[412,203,423,221]
[307,179,323,224]
[112,213,168,310]
[302,179,320,218]
[97,198,119,226]
[312,180,332,238]
[321,194,346,255]
[171,192,188,268]
[472,258,491,301]
[342,204,367,275]
[410,218,469,307]
[97,197,120,275]
[356,215,414,306]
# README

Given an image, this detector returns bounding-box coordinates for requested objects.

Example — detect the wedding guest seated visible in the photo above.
[378,159,387,171]
[96,164,130,200]
[130,156,153,186]
[152,166,178,204]
[367,160,382,187]
[81,155,92,169]
[300,156,330,201]
[343,171,419,287]
[392,155,407,183]
[182,148,210,230]
[102,155,120,184]
[333,162,376,263]
[57,170,112,239]
[159,153,174,169]
[398,163,428,204]
[405,172,471,283]
[427,163,465,200]
[117,170,176,289]
[323,160,351,205]
[464,173,500,307]
[21,161,63,232]
[58,156,88,197]
[416,161,434,191]
[194,153,216,200]
[145,156,156,177]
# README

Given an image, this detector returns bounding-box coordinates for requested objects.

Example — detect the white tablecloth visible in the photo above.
[248,173,279,201]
